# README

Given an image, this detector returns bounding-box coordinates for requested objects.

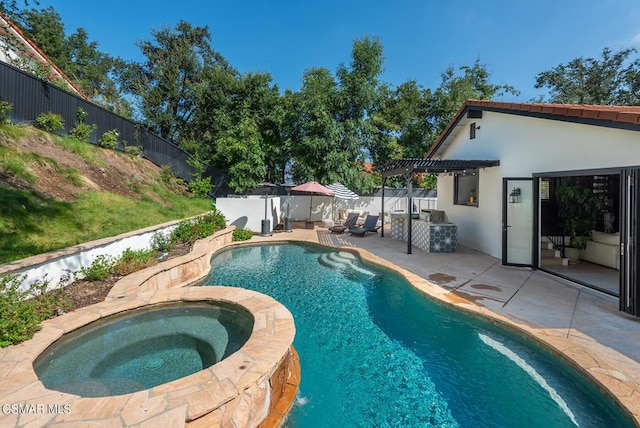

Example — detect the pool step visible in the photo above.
[318,252,375,277]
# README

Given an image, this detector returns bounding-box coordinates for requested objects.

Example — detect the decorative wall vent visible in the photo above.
[470,122,477,139]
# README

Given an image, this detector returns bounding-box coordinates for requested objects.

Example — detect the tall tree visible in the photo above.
[0,0,32,18]
[371,80,432,161]
[191,71,283,192]
[534,47,640,105]
[288,36,385,192]
[291,67,343,184]
[335,36,385,192]
[118,21,233,145]
[15,6,128,115]
[66,28,126,113]
[213,116,265,193]
[15,6,68,66]
[429,60,518,138]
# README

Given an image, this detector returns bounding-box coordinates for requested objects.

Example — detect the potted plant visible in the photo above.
[556,183,602,261]
[469,189,476,204]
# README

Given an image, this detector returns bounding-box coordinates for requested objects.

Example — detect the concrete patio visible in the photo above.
[251,224,640,423]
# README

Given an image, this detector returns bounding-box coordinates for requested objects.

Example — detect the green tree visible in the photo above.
[66,28,128,114]
[233,72,284,185]
[429,60,518,138]
[118,21,233,145]
[0,0,31,17]
[371,80,432,161]
[289,37,385,193]
[14,6,129,115]
[188,70,283,189]
[15,7,68,66]
[535,47,640,105]
[213,117,265,193]
[336,36,384,122]
[335,36,385,192]
[291,67,343,184]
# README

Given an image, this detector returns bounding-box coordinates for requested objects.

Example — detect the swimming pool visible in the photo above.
[201,243,633,427]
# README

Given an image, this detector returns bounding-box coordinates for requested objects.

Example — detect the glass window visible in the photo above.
[454,172,479,206]
[540,179,550,200]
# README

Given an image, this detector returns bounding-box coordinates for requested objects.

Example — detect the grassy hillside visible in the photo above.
[0,124,212,264]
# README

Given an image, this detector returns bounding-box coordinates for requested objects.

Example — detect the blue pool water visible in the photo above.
[201,243,634,427]
[34,302,253,396]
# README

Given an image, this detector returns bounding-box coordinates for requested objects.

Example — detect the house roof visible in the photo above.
[0,12,89,100]
[375,158,500,178]
[427,99,640,158]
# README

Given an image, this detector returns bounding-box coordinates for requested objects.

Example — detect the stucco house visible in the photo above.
[378,100,640,316]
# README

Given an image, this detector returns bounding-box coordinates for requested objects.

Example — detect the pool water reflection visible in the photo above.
[201,243,633,428]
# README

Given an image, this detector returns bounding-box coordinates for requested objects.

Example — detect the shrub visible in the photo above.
[170,210,226,245]
[75,107,88,122]
[0,274,71,347]
[232,228,253,241]
[150,231,174,252]
[188,176,213,199]
[0,101,12,124]
[187,154,212,198]
[77,255,115,281]
[113,248,157,276]
[170,219,198,244]
[124,145,142,157]
[160,164,175,184]
[69,122,97,143]
[35,112,65,133]
[98,129,119,149]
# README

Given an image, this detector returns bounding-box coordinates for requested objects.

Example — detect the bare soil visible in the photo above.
[0,130,194,311]
[0,131,187,201]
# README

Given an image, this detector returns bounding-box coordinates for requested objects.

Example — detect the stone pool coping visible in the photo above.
[2,225,639,426]
[0,284,296,427]
[226,235,640,426]
[345,245,640,425]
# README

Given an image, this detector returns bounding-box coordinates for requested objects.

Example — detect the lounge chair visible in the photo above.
[349,215,380,237]
[330,212,358,234]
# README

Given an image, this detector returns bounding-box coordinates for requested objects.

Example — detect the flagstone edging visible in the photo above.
[0,286,297,427]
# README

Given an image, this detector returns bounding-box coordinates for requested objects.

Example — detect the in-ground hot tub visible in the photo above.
[34,302,254,397]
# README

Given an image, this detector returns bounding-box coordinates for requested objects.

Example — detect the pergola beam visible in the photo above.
[375,157,500,255]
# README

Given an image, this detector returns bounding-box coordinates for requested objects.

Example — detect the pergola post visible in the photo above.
[381,177,386,238]
[405,172,413,255]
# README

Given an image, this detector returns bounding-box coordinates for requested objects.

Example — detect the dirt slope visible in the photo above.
[0,130,185,201]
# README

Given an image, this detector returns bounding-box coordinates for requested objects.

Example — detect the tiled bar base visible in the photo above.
[390,215,457,253]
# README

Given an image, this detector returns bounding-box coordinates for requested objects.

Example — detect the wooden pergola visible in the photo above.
[374,158,500,254]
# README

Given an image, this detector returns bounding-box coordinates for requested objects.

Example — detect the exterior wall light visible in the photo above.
[509,187,521,203]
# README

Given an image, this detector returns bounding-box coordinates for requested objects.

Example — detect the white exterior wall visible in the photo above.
[216,196,281,232]
[2,223,179,292]
[217,195,436,227]
[436,112,640,258]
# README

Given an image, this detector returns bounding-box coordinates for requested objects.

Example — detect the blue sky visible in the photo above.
[35,0,640,101]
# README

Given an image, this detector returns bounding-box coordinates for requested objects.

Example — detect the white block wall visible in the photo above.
[1,223,179,292]
[216,196,281,232]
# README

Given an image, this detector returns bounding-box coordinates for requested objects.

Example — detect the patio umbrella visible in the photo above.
[325,182,359,221]
[292,181,334,221]
[325,182,360,200]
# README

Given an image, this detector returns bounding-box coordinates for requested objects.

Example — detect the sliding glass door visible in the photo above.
[620,169,640,315]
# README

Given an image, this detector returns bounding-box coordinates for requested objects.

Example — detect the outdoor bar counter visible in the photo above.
[389,212,457,253]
